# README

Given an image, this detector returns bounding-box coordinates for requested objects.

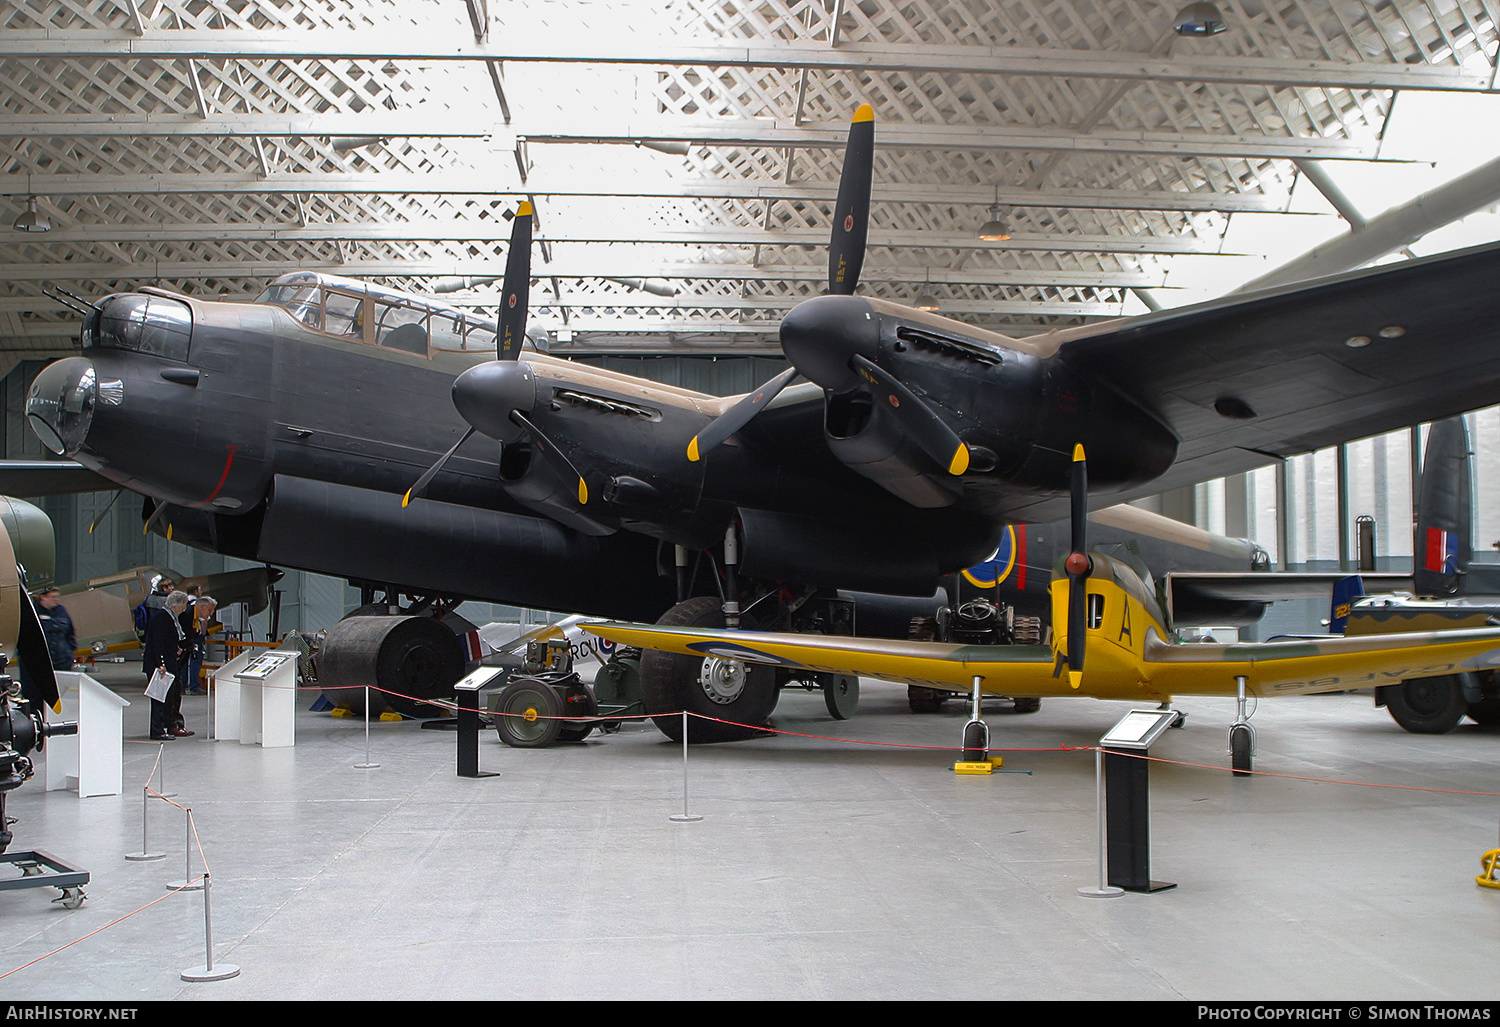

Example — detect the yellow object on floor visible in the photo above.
[952,756,1004,775]
[1478,850,1500,890]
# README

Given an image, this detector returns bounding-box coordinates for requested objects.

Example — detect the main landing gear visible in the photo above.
[640,531,859,743]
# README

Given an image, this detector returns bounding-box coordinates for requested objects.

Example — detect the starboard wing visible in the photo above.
[1039,241,1500,512]
[1140,625,1500,698]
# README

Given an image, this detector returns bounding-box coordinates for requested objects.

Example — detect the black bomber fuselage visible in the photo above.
[26,284,1184,618]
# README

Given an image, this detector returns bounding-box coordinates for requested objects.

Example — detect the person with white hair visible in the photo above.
[182,595,217,696]
[142,590,192,740]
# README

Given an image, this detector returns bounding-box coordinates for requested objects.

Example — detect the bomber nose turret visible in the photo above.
[26,357,97,456]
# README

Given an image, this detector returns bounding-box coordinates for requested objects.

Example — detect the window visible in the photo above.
[375,300,430,354]
[95,294,192,361]
[323,289,366,339]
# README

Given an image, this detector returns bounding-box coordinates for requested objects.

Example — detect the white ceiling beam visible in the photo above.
[0,259,1159,288]
[2,30,1491,92]
[0,294,1134,316]
[15,221,1222,255]
[0,171,1290,213]
[0,114,1382,160]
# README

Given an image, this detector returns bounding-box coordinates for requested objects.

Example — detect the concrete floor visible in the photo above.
[2,665,1498,1001]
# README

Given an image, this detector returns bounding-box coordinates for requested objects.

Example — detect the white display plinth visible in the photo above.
[211,650,255,742]
[235,651,298,748]
[46,670,129,797]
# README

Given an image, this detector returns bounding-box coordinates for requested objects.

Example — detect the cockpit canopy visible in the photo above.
[254,272,538,358]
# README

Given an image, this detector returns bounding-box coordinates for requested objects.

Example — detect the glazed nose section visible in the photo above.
[778,294,880,393]
[26,357,97,456]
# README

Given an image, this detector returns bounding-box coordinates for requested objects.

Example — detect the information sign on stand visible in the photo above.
[1099,708,1183,893]
[45,671,129,797]
[454,667,505,779]
[233,651,299,748]
[211,650,256,742]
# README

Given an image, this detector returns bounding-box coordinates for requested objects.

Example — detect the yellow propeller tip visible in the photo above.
[578,479,589,505]
[948,444,970,476]
[853,104,874,123]
[687,437,701,462]
[52,701,61,714]
[166,525,173,541]
[517,200,534,217]
[401,491,412,508]
[1072,444,1086,462]
[1068,670,1082,690]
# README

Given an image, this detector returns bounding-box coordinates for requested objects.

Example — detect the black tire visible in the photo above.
[1466,696,1500,726]
[1010,697,1041,714]
[1384,676,1468,734]
[1230,725,1253,777]
[640,596,778,743]
[822,674,859,719]
[557,683,600,742]
[907,685,947,713]
[495,677,564,748]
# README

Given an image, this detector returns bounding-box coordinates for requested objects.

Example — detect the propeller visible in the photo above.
[686,366,798,462]
[690,103,966,483]
[829,103,874,295]
[406,200,588,509]
[1062,444,1091,688]
[497,201,532,361]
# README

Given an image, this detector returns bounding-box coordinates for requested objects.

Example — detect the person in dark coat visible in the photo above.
[32,588,76,671]
[142,590,191,740]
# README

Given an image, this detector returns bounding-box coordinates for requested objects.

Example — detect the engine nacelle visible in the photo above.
[822,391,963,509]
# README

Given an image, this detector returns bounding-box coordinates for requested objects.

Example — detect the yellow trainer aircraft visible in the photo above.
[585,449,1500,775]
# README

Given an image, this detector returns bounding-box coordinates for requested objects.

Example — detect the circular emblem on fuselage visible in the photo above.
[507,294,517,308]
[844,214,854,232]
[889,395,900,407]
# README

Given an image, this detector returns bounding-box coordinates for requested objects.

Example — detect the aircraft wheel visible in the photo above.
[907,686,947,713]
[1384,676,1468,734]
[557,683,600,743]
[1229,725,1253,777]
[640,596,778,743]
[1010,697,1041,714]
[495,677,564,748]
[1465,696,1500,726]
[822,674,859,719]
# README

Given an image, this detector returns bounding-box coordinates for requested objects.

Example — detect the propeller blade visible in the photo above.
[497,202,533,361]
[511,410,590,505]
[849,354,969,476]
[403,426,476,508]
[1065,444,1089,688]
[687,366,799,462]
[88,488,123,534]
[827,104,874,296]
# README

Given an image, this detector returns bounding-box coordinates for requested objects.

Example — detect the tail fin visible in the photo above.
[1328,574,1366,634]
[1414,416,1472,597]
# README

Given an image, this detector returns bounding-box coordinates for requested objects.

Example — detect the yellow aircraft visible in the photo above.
[585,449,1500,775]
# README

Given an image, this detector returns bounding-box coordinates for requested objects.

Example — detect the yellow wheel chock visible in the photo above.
[1478,850,1500,890]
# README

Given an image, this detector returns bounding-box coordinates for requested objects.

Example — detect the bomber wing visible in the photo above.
[1036,241,1500,513]
[0,460,114,496]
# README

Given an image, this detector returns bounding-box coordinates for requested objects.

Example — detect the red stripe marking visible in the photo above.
[193,445,239,508]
